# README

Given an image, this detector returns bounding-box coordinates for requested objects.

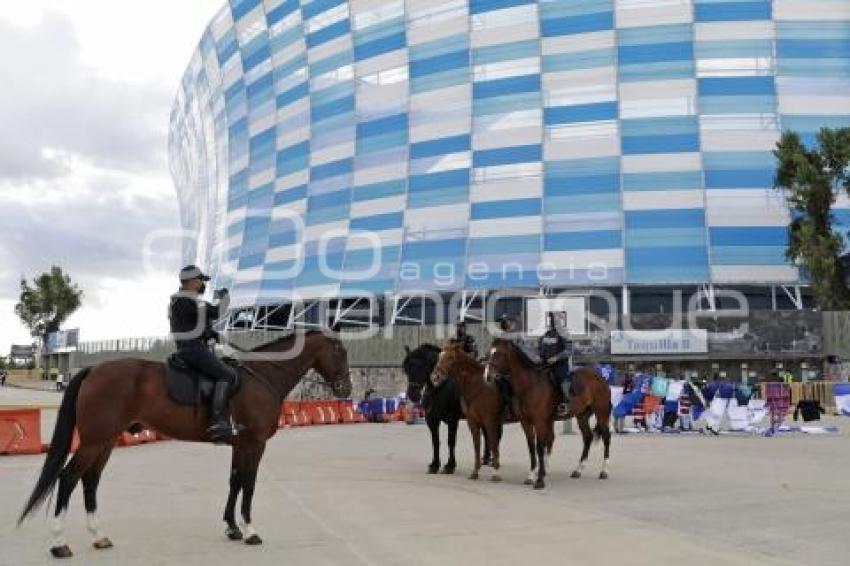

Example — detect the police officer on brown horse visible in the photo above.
[169,265,237,442]
[539,312,572,416]
[454,319,478,358]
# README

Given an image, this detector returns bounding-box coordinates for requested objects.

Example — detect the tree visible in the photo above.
[775,128,850,310]
[14,266,84,347]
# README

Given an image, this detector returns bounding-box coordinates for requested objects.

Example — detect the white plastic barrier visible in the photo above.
[835,384,850,416]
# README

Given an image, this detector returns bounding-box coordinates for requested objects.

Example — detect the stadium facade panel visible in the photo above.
[169,0,850,310]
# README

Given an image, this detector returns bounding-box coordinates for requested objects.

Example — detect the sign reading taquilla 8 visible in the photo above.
[610,330,708,355]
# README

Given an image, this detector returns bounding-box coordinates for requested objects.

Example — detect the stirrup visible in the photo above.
[207,420,239,442]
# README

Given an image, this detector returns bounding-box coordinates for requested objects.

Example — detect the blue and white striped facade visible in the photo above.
[169,0,850,309]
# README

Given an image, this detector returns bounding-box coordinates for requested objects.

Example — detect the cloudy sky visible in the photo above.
[0,0,224,352]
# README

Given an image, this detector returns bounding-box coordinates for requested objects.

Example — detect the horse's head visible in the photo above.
[402,344,440,403]
[311,332,352,398]
[431,339,464,387]
[484,338,513,384]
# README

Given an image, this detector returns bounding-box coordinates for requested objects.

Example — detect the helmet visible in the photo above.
[498,314,515,330]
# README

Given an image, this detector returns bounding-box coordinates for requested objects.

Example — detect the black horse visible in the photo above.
[403,344,491,474]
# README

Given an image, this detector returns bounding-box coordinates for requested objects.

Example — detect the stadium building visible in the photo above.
[169,0,849,359]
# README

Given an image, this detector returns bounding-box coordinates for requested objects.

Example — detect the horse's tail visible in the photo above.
[593,421,608,442]
[18,367,91,525]
[592,397,613,443]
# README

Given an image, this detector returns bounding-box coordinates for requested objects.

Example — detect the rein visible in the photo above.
[223,337,310,401]
[236,362,285,401]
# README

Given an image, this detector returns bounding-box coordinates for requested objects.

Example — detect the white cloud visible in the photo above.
[0,0,225,355]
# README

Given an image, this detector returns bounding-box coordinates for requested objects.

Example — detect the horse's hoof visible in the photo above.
[599,471,609,480]
[570,471,582,479]
[50,545,73,559]
[441,466,456,475]
[533,479,546,490]
[468,472,479,480]
[93,537,113,550]
[225,527,243,541]
[523,478,534,486]
[244,534,263,546]
[490,474,502,483]
[427,466,439,474]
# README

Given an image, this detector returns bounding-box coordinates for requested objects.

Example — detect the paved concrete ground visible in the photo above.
[1,388,848,566]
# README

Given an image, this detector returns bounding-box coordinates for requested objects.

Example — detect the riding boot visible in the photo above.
[206,381,235,443]
[557,381,571,417]
[497,380,513,421]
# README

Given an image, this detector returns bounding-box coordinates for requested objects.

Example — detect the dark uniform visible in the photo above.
[539,313,571,405]
[495,314,518,419]
[455,321,478,358]
[169,265,236,441]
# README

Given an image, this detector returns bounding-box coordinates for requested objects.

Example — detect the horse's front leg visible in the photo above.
[239,440,267,546]
[484,420,502,483]
[443,418,458,474]
[223,448,242,541]
[481,426,492,467]
[534,425,547,490]
[521,419,537,485]
[468,420,482,480]
[427,417,441,474]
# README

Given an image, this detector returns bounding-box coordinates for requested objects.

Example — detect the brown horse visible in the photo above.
[18,331,352,558]
[564,366,613,481]
[486,339,613,485]
[432,340,503,482]
[484,338,556,489]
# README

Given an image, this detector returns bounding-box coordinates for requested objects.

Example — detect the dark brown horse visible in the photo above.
[485,339,556,489]
[432,340,503,482]
[18,331,352,558]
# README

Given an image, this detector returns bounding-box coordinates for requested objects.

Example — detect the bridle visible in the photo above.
[224,338,350,401]
[483,344,512,385]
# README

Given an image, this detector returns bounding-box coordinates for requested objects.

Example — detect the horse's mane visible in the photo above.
[403,343,441,363]
[445,342,485,372]
[250,330,327,353]
[415,343,442,354]
[494,338,539,370]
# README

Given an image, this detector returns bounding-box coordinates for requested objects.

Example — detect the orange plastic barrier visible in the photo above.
[136,429,158,443]
[393,404,407,423]
[316,400,341,424]
[339,400,365,424]
[117,431,143,447]
[307,401,330,425]
[282,401,311,426]
[0,408,42,455]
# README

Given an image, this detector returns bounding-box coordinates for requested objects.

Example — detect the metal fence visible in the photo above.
[71,309,833,367]
[77,336,173,354]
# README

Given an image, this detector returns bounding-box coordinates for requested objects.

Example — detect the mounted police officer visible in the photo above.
[168,265,237,442]
[455,319,478,358]
[539,312,572,415]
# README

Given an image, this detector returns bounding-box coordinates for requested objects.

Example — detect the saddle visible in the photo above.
[165,354,242,407]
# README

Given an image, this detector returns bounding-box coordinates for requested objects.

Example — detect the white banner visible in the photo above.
[610,329,708,355]
[525,296,587,336]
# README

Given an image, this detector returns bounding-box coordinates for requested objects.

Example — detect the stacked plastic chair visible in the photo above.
[764,383,791,434]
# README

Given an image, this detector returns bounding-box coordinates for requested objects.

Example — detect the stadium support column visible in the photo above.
[621,284,629,317]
